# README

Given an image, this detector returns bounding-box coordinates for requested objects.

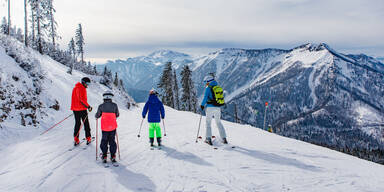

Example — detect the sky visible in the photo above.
[1,0,384,64]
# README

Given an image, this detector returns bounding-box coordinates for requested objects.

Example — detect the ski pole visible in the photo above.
[137,118,144,138]
[162,119,167,136]
[195,113,203,143]
[96,119,98,160]
[40,113,73,135]
[116,130,121,160]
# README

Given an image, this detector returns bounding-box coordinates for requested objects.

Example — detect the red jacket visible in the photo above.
[101,113,117,131]
[71,82,90,111]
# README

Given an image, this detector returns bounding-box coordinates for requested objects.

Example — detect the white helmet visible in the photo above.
[203,75,214,83]
[103,91,114,99]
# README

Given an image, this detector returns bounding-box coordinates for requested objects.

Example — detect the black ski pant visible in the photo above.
[73,110,91,138]
[100,130,117,157]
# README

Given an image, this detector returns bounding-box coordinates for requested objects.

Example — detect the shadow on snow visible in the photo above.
[160,145,213,166]
[231,146,322,172]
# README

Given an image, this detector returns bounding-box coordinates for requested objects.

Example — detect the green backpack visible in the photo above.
[208,85,225,106]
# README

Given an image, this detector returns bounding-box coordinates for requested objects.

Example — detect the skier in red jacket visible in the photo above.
[71,77,93,146]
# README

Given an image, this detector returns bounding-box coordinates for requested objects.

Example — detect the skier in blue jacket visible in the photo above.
[142,89,165,146]
[201,76,228,145]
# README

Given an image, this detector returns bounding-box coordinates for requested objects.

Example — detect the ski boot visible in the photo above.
[74,137,80,146]
[102,154,107,163]
[86,136,92,145]
[150,138,154,147]
[110,154,117,163]
[157,137,162,147]
[222,138,228,144]
[204,138,213,145]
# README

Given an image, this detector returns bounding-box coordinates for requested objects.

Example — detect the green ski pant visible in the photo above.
[149,123,162,138]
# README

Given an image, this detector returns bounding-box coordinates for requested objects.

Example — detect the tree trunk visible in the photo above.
[24,0,28,46]
[37,8,42,54]
[31,7,35,46]
[50,3,55,51]
[7,0,10,35]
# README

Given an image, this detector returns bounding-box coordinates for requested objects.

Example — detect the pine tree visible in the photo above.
[67,38,76,74]
[16,28,24,42]
[93,65,98,75]
[173,70,180,110]
[180,65,197,112]
[29,0,47,54]
[75,23,85,65]
[68,38,76,60]
[158,62,174,108]
[114,72,119,86]
[47,0,58,52]
[0,17,7,34]
[119,79,124,91]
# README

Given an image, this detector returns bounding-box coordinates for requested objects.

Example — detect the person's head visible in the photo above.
[149,89,158,95]
[103,91,114,101]
[81,77,91,88]
[203,75,214,86]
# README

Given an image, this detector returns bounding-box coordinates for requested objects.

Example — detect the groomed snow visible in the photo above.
[1,104,384,192]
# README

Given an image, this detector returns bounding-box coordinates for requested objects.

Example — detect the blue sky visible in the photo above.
[2,0,384,64]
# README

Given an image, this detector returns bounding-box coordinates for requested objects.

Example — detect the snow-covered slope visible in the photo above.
[1,104,384,192]
[0,34,134,149]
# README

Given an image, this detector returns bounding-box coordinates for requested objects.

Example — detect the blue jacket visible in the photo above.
[142,94,165,123]
[201,80,220,108]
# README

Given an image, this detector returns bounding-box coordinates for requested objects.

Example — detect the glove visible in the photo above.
[142,115,145,119]
[88,106,93,112]
[200,105,205,111]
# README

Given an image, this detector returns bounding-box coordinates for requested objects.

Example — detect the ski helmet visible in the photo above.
[203,75,214,83]
[103,91,114,100]
[81,77,91,85]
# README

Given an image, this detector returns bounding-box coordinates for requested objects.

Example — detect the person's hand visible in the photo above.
[88,106,93,112]
[200,105,205,111]
[142,115,145,119]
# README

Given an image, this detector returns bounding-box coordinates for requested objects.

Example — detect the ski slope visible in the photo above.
[1,35,384,192]
[1,104,384,192]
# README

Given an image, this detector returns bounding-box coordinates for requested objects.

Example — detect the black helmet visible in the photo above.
[81,77,91,85]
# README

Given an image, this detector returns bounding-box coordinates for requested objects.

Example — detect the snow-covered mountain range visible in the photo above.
[97,50,193,102]
[100,44,384,163]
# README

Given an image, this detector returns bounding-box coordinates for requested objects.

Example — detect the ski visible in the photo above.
[150,145,162,150]
[68,140,85,151]
[103,161,109,168]
[82,137,95,150]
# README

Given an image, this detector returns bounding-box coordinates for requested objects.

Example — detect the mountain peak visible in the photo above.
[147,50,190,59]
[294,43,330,52]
